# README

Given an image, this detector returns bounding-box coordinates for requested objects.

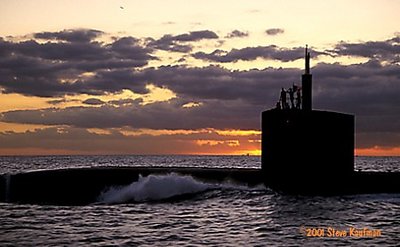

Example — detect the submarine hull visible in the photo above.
[0,167,263,205]
[1,166,399,205]
[263,171,400,196]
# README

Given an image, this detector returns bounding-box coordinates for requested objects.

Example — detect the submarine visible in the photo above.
[0,167,263,205]
[261,46,400,195]
[0,47,399,205]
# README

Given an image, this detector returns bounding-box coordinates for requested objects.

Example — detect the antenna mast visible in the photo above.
[305,45,310,74]
[302,45,312,110]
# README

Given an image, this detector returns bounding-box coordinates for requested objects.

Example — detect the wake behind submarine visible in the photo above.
[1,47,399,205]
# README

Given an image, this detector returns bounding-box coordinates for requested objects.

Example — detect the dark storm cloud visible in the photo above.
[34,29,104,43]
[193,46,328,63]
[225,30,249,38]
[332,35,400,62]
[147,30,219,53]
[266,28,284,36]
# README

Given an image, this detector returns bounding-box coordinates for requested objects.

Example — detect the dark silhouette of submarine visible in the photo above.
[262,46,400,195]
[1,47,399,205]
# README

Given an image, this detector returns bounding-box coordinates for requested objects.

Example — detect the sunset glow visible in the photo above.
[356,147,400,157]
[1,1,399,155]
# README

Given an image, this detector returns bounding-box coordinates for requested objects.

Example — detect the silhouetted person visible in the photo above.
[296,88,302,109]
[288,88,295,109]
[276,101,281,109]
[280,88,287,109]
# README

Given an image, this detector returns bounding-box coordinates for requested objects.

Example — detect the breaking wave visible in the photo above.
[97,173,265,204]
[97,173,215,204]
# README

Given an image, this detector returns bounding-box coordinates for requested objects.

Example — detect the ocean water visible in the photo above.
[0,155,399,246]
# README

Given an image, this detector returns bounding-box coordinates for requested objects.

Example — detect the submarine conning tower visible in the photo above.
[261,46,355,194]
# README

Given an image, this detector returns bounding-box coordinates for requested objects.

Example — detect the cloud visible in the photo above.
[47,98,80,105]
[1,60,299,102]
[82,98,105,105]
[0,35,154,62]
[123,65,298,105]
[225,30,249,38]
[0,39,106,61]
[311,61,400,140]
[0,32,156,97]
[0,98,262,130]
[147,30,219,53]
[2,58,400,151]
[266,28,284,36]
[1,30,400,151]
[108,37,154,60]
[1,30,321,98]
[172,30,219,42]
[193,46,327,63]
[34,29,104,43]
[108,98,142,106]
[331,35,400,62]
[0,126,260,155]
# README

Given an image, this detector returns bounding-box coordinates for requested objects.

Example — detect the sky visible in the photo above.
[0,0,399,155]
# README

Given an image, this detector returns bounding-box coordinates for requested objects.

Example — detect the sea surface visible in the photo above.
[0,155,399,246]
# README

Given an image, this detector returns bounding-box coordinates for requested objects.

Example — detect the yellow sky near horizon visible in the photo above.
[1,0,399,45]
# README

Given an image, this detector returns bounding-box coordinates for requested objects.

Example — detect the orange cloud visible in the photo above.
[0,126,261,156]
[0,122,51,133]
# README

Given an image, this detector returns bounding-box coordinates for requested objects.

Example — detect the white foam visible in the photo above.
[97,173,213,204]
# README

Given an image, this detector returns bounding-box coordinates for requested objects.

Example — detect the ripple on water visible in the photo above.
[0,156,400,246]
